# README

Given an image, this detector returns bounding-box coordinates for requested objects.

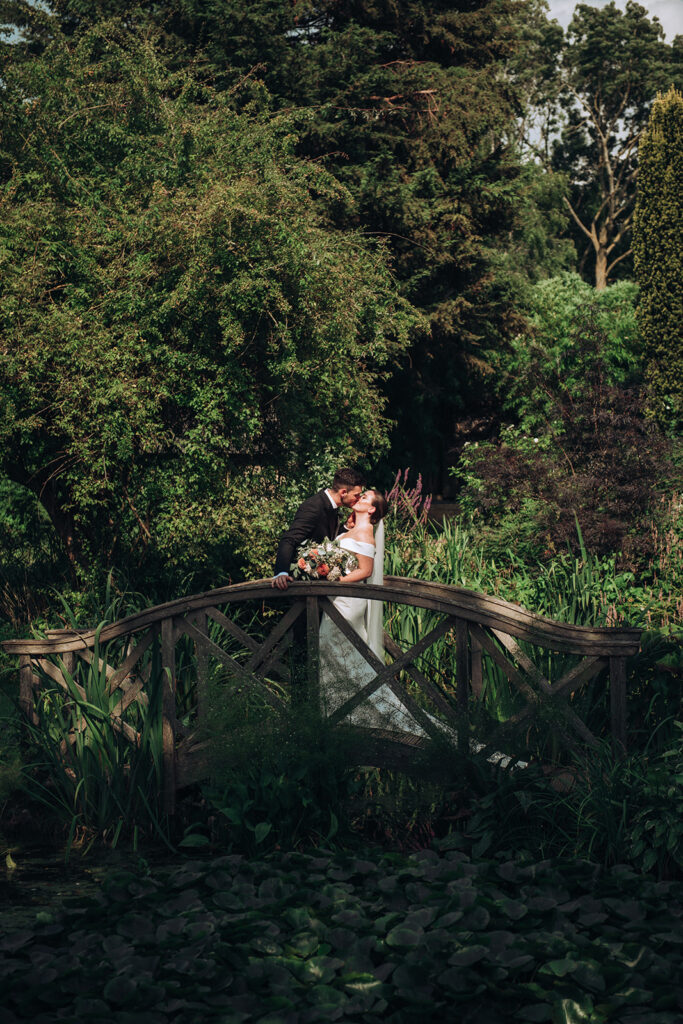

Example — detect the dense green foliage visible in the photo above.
[453,276,672,559]
[633,86,683,433]
[2,0,574,487]
[497,274,642,432]
[0,24,415,585]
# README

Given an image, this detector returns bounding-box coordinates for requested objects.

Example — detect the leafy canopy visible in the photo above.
[0,21,417,585]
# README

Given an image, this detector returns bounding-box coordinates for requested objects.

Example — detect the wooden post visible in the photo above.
[60,651,77,731]
[194,610,209,728]
[62,651,75,681]
[609,656,627,756]
[455,618,469,753]
[19,655,38,724]
[160,617,177,813]
[306,596,320,710]
[471,633,483,700]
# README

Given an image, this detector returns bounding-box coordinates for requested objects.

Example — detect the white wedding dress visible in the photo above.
[318,531,426,733]
[317,531,529,768]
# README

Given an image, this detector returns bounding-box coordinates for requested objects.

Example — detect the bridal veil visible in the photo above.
[366,519,385,660]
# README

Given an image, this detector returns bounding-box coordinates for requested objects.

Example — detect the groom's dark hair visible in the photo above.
[332,467,364,490]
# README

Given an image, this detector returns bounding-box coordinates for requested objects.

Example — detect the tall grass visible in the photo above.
[383,500,682,761]
[23,625,168,856]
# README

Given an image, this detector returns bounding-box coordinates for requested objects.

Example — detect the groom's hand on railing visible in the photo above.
[272,572,293,590]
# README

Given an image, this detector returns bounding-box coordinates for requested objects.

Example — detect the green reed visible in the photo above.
[23,624,168,857]
[383,511,681,761]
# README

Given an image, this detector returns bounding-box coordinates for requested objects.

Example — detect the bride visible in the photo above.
[317,493,528,766]
[318,489,426,733]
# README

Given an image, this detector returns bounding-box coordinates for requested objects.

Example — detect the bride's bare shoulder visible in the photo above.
[353,525,375,546]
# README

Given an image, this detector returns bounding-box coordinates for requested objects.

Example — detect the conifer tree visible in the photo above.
[633,86,683,432]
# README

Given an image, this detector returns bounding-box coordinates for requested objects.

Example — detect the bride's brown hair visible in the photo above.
[369,490,388,525]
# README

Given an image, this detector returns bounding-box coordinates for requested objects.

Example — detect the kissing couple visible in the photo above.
[271,468,423,734]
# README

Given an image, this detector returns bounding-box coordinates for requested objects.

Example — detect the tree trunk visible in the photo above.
[595,246,608,290]
[4,465,81,575]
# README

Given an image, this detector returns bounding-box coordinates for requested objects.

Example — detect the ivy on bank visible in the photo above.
[1,847,681,1022]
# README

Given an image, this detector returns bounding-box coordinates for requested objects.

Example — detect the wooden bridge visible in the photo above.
[2,578,641,812]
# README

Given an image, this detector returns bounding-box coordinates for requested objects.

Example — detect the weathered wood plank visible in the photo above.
[553,655,607,697]
[205,605,290,682]
[35,657,87,700]
[455,618,469,752]
[19,656,38,724]
[468,623,539,704]
[471,633,483,700]
[77,648,116,679]
[111,676,147,717]
[246,601,306,673]
[106,628,156,694]
[259,633,292,681]
[382,632,459,728]
[192,611,209,728]
[491,629,551,692]
[306,597,320,708]
[205,605,258,649]
[61,651,75,681]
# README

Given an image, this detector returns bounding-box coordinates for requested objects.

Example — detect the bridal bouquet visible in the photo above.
[290,538,358,581]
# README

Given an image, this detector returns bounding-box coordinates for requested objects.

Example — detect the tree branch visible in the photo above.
[606,247,633,277]
[563,196,597,245]
[605,215,633,254]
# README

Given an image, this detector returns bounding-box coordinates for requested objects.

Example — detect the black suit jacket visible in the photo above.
[274,490,341,575]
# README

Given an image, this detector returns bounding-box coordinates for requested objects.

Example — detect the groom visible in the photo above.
[271,468,364,590]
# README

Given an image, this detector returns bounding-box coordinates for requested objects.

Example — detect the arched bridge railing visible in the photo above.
[2,578,641,812]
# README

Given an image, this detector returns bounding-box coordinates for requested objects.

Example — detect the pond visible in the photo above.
[0,841,175,932]
[1,842,682,1022]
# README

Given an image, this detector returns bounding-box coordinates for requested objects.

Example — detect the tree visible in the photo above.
[497,273,642,434]
[0,23,416,585]
[253,0,573,486]
[457,299,669,562]
[551,1,681,289]
[2,0,575,490]
[633,86,683,432]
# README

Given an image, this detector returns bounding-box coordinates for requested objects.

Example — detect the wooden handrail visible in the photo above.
[1,576,641,657]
